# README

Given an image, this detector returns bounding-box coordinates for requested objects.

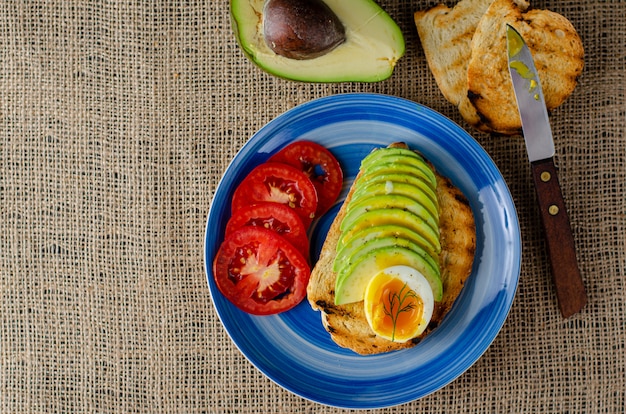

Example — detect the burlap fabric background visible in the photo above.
[1,0,624,412]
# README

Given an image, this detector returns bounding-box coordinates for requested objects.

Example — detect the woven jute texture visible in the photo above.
[1,0,624,412]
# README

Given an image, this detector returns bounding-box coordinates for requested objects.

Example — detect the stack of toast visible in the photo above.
[414,0,584,135]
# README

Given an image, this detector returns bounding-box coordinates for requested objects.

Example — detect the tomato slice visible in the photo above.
[225,202,310,261]
[231,162,318,227]
[269,140,343,216]
[213,227,310,315]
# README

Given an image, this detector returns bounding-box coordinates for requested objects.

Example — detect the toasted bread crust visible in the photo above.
[307,144,476,355]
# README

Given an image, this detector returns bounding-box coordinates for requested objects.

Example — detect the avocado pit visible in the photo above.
[263,0,346,60]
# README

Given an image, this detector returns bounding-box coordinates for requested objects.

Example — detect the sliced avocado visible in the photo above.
[231,0,405,82]
[335,236,440,284]
[336,208,441,254]
[334,246,443,305]
[354,172,438,208]
[358,164,436,194]
[333,236,441,282]
[336,224,439,261]
[342,195,438,234]
[361,156,437,189]
[360,147,424,169]
[350,179,438,218]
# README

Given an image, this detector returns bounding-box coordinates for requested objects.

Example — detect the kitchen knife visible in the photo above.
[506,24,587,318]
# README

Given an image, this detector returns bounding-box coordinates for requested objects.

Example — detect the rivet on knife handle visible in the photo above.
[531,158,587,317]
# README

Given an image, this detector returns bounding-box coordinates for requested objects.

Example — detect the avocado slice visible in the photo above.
[360,147,424,169]
[335,236,440,282]
[336,224,440,262]
[361,156,437,189]
[335,208,441,254]
[334,234,441,281]
[342,194,439,234]
[334,245,443,305]
[350,179,438,218]
[230,0,405,82]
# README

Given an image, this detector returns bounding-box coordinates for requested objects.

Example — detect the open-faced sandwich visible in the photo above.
[307,142,476,355]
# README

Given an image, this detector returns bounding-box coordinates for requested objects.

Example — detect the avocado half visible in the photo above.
[230,0,406,82]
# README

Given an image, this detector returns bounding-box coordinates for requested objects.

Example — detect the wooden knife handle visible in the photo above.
[530,158,587,317]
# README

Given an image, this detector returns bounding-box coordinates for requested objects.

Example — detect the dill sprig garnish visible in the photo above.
[383,283,418,341]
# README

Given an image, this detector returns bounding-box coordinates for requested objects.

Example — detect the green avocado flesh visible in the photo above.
[333,146,442,305]
[230,0,405,82]
[335,237,440,278]
[360,147,424,169]
[334,246,443,305]
[361,156,437,189]
[336,224,439,262]
[341,195,439,236]
[350,179,438,219]
[334,233,440,280]
[337,208,441,254]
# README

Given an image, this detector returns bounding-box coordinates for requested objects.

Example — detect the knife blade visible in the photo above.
[506,24,587,318]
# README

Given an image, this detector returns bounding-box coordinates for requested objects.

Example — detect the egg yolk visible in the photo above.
[365,274,424,343]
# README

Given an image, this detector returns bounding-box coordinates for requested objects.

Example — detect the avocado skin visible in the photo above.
[230,0,405,82]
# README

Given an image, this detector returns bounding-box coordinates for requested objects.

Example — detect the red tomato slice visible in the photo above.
[224,202,310,261]
[231,162,318,227]
[269,140,343,216]
[213,227,310,315]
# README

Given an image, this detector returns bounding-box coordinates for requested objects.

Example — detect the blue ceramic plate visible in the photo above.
[204,93,521,409]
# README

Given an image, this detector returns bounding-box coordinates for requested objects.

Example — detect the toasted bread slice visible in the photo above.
[414,0,529,129]
[414,0,501,110]
[466,0,584,134]
[307,143,476,355]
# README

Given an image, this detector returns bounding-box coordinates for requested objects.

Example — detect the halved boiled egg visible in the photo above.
[363,265,434,343]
